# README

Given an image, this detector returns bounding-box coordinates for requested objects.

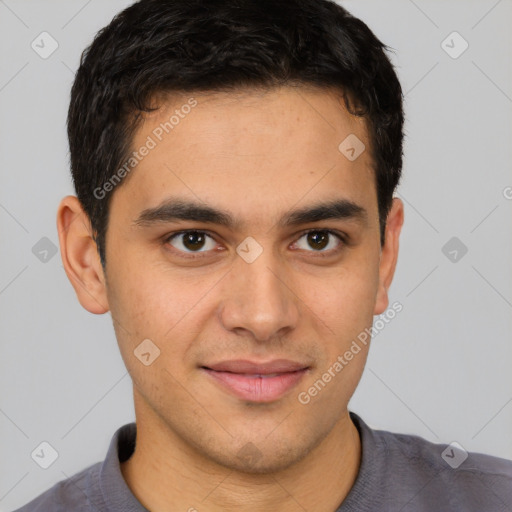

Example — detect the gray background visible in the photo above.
[1,0,511,510]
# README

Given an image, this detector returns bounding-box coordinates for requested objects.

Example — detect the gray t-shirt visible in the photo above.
[13,412,512,511]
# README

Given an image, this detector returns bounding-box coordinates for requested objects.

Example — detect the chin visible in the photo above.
[206,436,317,475]
[221,452,301,475]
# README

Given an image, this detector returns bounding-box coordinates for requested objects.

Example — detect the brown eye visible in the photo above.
[294,230,344,253]
[306,231,329,250]
[167,231,216,253]
[182,231,205,251]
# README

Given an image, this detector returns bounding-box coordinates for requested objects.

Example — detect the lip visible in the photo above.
[201,359,310,403]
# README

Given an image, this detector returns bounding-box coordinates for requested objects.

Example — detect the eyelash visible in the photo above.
[163,228,347,260]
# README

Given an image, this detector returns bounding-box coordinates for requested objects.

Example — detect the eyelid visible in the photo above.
[298,227,347,242]
[163,228,347,258]
[164,230,220,258]
[291,228,347,256]
[165,229,217,242]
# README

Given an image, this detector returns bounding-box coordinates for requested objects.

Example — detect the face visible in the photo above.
[59,86,402,473]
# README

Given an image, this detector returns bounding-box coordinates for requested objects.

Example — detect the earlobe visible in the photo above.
[56,195,110,314]
[374,197,404,315]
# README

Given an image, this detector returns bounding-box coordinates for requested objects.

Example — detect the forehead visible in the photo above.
[109,86,377,225]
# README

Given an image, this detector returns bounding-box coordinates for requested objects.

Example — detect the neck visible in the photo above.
[121,400,361,512]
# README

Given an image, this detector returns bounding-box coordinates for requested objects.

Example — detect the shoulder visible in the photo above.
[12,462,102,512]
[381,425,512,475]
[375,423,512,509]
[349,413,512,511]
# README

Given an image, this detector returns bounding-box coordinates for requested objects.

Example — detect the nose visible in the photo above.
[218,247,300,343]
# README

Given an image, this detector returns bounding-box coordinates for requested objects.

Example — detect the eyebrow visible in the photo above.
[133,196,367,230]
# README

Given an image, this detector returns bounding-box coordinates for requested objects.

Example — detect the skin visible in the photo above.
[57,86,404,512]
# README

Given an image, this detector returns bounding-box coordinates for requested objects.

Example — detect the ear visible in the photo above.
[56,195,109,314]
[374,197,404,315]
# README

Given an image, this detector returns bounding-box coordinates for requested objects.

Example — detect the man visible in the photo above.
[14,0,512,510]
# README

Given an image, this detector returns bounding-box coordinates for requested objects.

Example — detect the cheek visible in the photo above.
[300,257,380,337]
[109,253,180,329]
[106,258,215,370]
[296,263,378,408]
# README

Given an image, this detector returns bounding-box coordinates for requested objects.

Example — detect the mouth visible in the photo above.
[200,359,311,403]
